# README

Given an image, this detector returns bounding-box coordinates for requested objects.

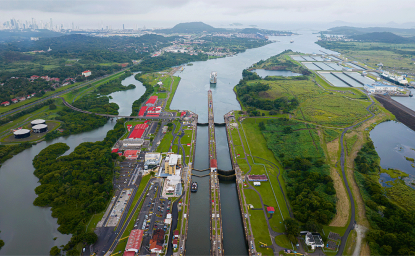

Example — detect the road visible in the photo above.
[0,69,128,119]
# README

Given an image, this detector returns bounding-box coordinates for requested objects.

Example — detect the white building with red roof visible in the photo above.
[1,101,10,106]
[11,98,18,103]
[82,70,92,77]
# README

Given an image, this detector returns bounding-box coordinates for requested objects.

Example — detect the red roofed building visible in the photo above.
[124,150,139,160]
[82,70,92,77]
[50,77,60,82]
[30,75,39,80]
[123,251,135,256]
[146,96,158,107]
[40,76,50,81]
[180,111,186,117]
[1,101,10,106]
[127,125,132,131]
[11,98,18,103]
[267,206,275,214]
[210,159,217,171]
[173,238,178,248]
[138,106,147,117]
[111,148,119,153]
[150,229,164,253]
[174,230,179,239]
[128,124,149,139]
[19,97,26,101]
[124,229,144,253]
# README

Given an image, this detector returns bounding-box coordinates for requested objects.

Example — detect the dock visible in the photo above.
[208,90,224,256]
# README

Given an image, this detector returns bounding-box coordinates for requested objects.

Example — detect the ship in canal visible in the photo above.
[191,182,198,192]
[290,40,294,43]
[210,72,217,84]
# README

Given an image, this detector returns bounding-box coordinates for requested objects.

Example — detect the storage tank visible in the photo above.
[32,124,48,133]
[14,129,31,139]
[31,119,46,126]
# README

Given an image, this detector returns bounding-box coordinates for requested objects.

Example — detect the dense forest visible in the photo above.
[235,70,299,115]
[131,52,208,73]
[46,71,134,140]
[355,141,415,255]
[196,36,270,53]
[0,142,33,166]
[33,119,126,254]
[260,118,336,228]
[350,32,415,44]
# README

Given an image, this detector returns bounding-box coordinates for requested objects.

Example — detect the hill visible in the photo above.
[323,26,415,37]
[351,32,415,43]
[156,22,225,34]
[0,29,63,43]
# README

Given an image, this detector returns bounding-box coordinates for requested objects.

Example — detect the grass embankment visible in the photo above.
[228,117,292,252]
[112,175,152,253]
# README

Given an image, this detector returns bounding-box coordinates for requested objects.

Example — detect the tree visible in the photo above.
[284,218,300,243]
[49,103,57,110]
[258,121,265,131]
[283,126,293,134]
[49,246,61,256]
[83,232,98,244]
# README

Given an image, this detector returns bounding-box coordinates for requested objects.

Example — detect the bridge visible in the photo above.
[56,97,180,120]
[208,90,224,256]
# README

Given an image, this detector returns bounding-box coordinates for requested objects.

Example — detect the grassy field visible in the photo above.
[297,95,370,127]
[165,77,181,111]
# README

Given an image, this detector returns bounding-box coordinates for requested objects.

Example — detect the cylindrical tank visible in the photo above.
[14,129,31,139]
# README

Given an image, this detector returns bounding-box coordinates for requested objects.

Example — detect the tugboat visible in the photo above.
[191,182,198,192]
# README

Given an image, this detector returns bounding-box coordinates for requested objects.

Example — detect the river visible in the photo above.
[0,74,144,255]
[170,31,338,255]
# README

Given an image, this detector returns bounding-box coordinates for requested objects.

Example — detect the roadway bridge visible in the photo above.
[197,122,226,126]
[57,97,180,120]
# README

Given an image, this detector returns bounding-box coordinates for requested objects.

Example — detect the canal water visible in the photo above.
[172,31,338,255]
[0,74,144,255]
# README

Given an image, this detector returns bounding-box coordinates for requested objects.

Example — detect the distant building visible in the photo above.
[11,98,18,103]
[82,70,92,77]
[121,138,144,148]
[1,101,10,106]
[364,83,399,94]
[124,150,139,160]
[247,175,268,182]
[30,75,40,80]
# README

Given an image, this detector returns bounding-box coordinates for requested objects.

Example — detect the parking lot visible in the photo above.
[106,188,133,227]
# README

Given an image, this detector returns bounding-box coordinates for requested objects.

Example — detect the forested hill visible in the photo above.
[351,32,415,44]
[155,22,225,34]
[322,26,415,37]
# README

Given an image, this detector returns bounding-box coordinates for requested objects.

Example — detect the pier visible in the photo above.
[208,90,224,256]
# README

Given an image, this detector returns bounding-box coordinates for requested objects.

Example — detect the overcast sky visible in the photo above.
[1,0,413,30]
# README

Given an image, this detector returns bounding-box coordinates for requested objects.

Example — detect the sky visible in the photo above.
[1,0,414,30]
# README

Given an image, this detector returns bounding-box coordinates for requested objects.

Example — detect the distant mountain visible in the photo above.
[155,22,225,34]
[322,26,415,37]
[350,32,415,43]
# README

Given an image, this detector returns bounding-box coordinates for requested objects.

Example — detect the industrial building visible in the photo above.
[121,138,144,148]
[145,152,162,169]
[145,96,158,107]
[128,124,149,139]
[31,119,46,126]
[32,124,48,133]
[13,129,31,139]
[247,175,268,182]
[124,150,139,160]
[164,153,182,175]
[123,229,144,256]
[82,70,91,77]
[364,82,402,94]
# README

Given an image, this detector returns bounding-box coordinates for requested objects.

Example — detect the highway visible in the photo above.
[0,69,128,119]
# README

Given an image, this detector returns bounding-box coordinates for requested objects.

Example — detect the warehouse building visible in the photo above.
[128,124,149,139]
[123,229,144,256]
[146,96,158,107]
[14,129,31,139]
[247,175,268,182]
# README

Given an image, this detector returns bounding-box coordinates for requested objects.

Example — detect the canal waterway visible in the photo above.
[0,74,144,255]
[173,31,338,254]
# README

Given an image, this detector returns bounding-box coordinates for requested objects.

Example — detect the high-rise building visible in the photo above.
[123,24,124,30]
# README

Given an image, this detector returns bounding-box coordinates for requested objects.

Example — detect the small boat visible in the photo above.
[290,40,294,43]
[191,182,198,192]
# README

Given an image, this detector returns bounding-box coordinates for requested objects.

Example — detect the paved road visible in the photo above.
[0,69,128,119]
[336,94,375,256]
